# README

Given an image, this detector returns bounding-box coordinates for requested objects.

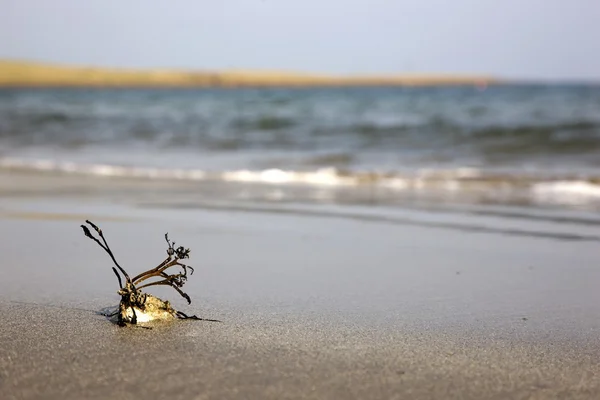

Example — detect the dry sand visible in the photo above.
[1,199,600,399]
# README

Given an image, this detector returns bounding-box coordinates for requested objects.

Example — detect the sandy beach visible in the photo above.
[2,1,600,397]
[1,192,600,400]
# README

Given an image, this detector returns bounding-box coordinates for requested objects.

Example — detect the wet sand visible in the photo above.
[1,199,600,399]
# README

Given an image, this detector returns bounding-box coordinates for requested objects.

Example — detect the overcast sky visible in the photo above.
[2,0,599,80]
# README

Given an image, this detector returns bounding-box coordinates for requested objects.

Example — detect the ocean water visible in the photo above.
[1,85,600,212]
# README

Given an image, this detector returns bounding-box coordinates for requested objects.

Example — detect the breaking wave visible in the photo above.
[2,157,600,206]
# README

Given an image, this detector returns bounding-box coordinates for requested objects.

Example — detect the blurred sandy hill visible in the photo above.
[0,59,496,88]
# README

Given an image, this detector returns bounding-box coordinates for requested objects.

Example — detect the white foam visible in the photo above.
[3,156,600,207]
[1,157,357,187]
[532,181,600,204]
[220,167,355,186]
[382,178,409,189]
[1,157,488,190]
[0,157,207,181]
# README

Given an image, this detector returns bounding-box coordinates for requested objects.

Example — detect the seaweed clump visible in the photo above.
[81,220,219,326]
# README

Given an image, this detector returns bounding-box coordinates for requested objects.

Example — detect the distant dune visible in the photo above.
[0,59,497,88]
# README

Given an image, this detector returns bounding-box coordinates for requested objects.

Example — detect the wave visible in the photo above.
[472,121,599,139]
[232,116,297,131]
[531,181,600,204]
[0,157,208,180]
[2,157,600,205]
[3,103,600,156]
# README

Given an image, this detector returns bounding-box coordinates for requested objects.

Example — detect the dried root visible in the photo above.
[81,220,220,326]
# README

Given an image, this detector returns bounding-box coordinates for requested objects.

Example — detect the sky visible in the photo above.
[2,0,600,80]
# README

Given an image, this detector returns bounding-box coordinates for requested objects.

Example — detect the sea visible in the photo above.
[1,85,600,217]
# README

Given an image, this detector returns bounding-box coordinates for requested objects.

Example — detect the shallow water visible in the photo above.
[1,85,599,212]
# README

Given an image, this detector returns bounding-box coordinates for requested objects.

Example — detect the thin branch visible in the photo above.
[137,280,192,304]
[82,224,125,289]
[81,225,107,250]
[111,267,123,289]
[131,256,173,284]
[131,234,192,284]
[82,220,131,283]
[137,269,189,291]
[131,305,137,324]
[136,274,184,290]
[176,311,221,322]
[133,259,193,286]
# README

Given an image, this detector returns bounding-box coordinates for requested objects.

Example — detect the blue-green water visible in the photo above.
[1,85,600,210]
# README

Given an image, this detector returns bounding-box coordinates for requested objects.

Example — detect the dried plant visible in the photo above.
[81,220,219,326]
